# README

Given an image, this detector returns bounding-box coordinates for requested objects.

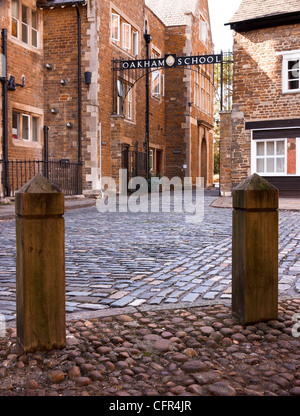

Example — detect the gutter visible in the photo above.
[226,11,300,32]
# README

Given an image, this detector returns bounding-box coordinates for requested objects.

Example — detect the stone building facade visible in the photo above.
[220,0,300,197]
[1,0,214,196]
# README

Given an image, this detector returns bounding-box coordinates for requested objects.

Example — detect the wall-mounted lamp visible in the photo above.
[51,108,59,114]
[45,63,53,70]
[66,122,73,128]
[7,75,25,91]
[60,79,68,86]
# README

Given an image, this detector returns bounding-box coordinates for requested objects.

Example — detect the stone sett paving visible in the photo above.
[1,196,300,397]
[0,196,300,321]
[0,300,300,396]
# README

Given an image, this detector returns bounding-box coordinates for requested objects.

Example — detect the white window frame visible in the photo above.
[111,13,120,42]
[127,87,132,120]
[251,137,287,176]
[13,110,41,143]
[297,138,300,176]
[12,111,20,140]
[11,0,20,39]
[12,2,39,48]
[117,79,124,115]
[22,114,30,141]
[149,149,154,171]
[194,70,200,107]
[31,10,38,48]
[133,30,139,56]
[32,116,39,142]
[21,4,29,44]
[117,79,133,120]
[122,23,131,50]
[277,50,300,94]
[200,20,207,44]
[152,71,164,97]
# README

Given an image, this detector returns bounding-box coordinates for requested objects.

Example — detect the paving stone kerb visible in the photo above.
[232,174,279,324]
[15,174,66,352]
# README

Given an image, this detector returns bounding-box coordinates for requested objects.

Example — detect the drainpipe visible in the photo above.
[43,125,49,179]
[75,4,82,165]
[1,29,10,196]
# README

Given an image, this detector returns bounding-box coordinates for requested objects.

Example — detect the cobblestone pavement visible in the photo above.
[0,196,300,322]
[0,299,300,396]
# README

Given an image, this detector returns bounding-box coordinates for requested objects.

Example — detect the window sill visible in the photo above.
[12,139,42,149]
[111,40,136,59]
[152,95,164,102]
[256,173,287,177]
[10,35,42,55]
[124,118,135,126]
[282,89,300,95]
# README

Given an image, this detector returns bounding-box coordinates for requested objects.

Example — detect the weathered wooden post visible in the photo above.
[15,173,66,351]
[232,173,279,324]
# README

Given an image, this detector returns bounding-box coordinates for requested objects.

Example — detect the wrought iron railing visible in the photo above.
[0,159,82,198]
[121,142,147,182]
[213,51,234,112]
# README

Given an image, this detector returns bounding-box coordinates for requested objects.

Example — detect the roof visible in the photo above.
[227,0,300,31]
[145,0,199,26]
[229,0,300,23]
[37,0,85,8]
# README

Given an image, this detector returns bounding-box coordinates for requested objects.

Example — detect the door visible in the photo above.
[122,144,129,171]
[156,150,162,176]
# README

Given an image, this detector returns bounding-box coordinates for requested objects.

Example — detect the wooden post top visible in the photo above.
[15,173,64,217]
[233,173,279,210]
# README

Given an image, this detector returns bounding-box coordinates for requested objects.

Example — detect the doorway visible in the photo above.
[201,137,207,188]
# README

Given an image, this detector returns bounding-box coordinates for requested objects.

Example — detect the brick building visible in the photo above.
[1,0,215,197]
[220,0,300,197]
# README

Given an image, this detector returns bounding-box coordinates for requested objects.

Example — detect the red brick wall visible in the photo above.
[5,0,44,161]
[43,6,84,163]
[230,23,300,188]
[1,0,215,194]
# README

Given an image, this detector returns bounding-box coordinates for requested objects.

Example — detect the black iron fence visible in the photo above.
[121,142,147,183]
[0,159,82,198]
[213,51,233,112]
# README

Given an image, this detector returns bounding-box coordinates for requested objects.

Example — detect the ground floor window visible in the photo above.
[255,139,286,175]
[117,79,133,120]
[252,137,300,176]
[12,110,40,143]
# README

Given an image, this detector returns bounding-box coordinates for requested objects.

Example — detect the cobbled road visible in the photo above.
[0,196,300,321]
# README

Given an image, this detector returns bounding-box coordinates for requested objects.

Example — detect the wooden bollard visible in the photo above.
[232,173,279,324]
[15,174,66,351]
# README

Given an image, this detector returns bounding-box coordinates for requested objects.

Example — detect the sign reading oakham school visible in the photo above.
[120,54,222,70]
